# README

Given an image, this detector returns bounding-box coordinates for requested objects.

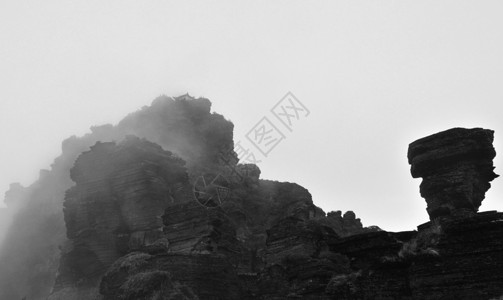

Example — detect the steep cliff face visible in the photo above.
[245,127,503,299]
[409,211,503,299]
[255,217,346,299]
[0,95,236,300]
[7,96,498,300]
[49,137,188,299]
[3,94,371,300]
[311,127,503,300]
[100,252,241,300]
[46,131,376,299]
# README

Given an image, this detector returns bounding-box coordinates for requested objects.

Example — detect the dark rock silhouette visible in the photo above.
[100,252,241,300]
[247,127,503,299]
[49,137,188,298]
[0,95,372,300]
[0,95,237,300]
[47,133,373,299]
[316,127,503,300]
[320,210,380,237]
[5,95,500,300]
[408,127,499,220]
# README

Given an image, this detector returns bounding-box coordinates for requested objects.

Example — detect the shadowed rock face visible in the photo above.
[62,126,501,300]
[316,128,503,300]
[0,95,236,300]
[0,95,384,300]
[100,252,241,300]
[49,136,189,299]
[408,128,499,220]
[48,136,377,299]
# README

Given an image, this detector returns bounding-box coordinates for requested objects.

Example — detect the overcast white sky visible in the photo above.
[1,1,502,231]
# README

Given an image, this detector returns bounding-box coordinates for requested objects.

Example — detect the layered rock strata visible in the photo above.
[3,95,394,300]
[162,200,241,265]
[50,136,188,299]
[48,133,377,299]
[0,94,237,300]
[255,217,346,299]
[252,127,503,299]
[408,127,499,219]
[100,252,241,300]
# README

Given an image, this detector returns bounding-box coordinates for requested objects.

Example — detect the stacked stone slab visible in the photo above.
[407,128,499,219]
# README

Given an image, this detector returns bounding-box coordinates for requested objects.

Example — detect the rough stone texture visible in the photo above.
[408,127,499,220]
[409,211,503,300]
[1,94,377,300]
[330,231,414,270]
[162,200,241,265]
[264,217,339,266]
[320,211,503,300]
[255,217,349,300]
[9,98,502,300]
[0,94,237,300]
[312,128,503,300]
[327,231,416,299]
[248,127,503,299]
[320,210,381,237]
[100,252,241,300]
[50,136,188,299]
[46,132,377,299]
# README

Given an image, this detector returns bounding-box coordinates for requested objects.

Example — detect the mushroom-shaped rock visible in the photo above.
[408,128,498,220]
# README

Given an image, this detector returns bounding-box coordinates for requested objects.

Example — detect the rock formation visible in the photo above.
[47,131,375,299]
[50,136,188,298]
[246,127,503,299]
[0,95,237,300]
[100,252,241,300]
[10,96,501,300]
[408,127,499,219]
[255,217,346,299]
[313,127,503,299]
[320,210,380,237]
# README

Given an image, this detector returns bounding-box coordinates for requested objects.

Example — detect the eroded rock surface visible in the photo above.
[316,128,503,300]
[256,127,503,299]
[45,129,370,299]
[100,252,241,300]
[408,127,499,219]
[320,210,380,237]
[47,131,382,299]
[50,136,188,299]
[11,97,499,300]
[0,94,237,300]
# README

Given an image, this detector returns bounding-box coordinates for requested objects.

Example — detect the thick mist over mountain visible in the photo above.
[0,95,236,300]
[0,94,372,300]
